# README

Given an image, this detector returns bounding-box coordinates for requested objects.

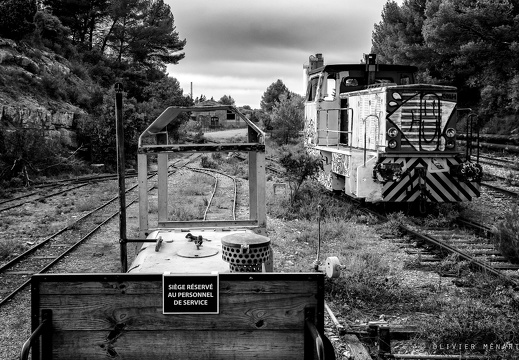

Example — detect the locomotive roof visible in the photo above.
[308,63,418,75]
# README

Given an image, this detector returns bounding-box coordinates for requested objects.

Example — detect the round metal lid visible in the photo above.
[177,244,219,258]
[221,233,270,248]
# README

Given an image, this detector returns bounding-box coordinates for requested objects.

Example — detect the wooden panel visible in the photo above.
[32,273,323,359]
[39,293,315,330]
[51,330,304,360]
[37,274,320,295]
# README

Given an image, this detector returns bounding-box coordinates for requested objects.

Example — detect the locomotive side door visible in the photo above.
[317,72,339,146]
[304,74,320,146]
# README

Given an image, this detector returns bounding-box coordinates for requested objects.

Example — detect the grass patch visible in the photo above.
[75,197,100,212]
[0,238,26,261]
[416,285,519,358]
[168,198,205,220]
[181,173,213,196]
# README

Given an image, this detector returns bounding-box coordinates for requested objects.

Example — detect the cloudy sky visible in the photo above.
[165,0,400,109]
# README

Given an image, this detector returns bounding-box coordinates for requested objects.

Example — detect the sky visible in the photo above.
[165,0,402,109]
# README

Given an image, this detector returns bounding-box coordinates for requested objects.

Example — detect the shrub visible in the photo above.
[278,143,322,204]
[267,180,354,221]
[200,155,218,169]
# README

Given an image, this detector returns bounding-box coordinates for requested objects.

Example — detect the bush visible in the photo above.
[0,126,90,184]
[200,155,218,169]
[268,180,354,221]
[278,143,322,204]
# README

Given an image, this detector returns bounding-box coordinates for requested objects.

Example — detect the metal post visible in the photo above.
[115,83,127,273]
[378,325,391,357]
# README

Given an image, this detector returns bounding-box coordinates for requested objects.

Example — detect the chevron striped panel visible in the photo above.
[381,157,480,202]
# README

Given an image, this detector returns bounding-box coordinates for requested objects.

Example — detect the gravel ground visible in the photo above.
[1,148,518,359]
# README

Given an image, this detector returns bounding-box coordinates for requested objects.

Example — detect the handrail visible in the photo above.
[362,114,380,166]
[305,320,336,360]
[20,318,50,360]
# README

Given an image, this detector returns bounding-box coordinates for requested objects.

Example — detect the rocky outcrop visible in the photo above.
[0,105,82,148]
[0,36,83,149]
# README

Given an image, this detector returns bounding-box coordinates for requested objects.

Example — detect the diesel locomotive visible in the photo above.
[304,53,482,205]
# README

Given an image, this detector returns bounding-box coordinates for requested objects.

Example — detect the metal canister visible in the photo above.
[221,233,271,272]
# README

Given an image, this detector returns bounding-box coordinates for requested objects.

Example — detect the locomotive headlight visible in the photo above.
[387,127,398,138]
[388,139,398,149]
[446,139,455,149]
[446,128,456,138]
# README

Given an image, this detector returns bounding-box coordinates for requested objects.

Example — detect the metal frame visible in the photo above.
[136,106,266,238]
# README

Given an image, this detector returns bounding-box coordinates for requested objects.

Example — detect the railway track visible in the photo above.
[0,172,141,213]
[339,166,519,287]
[0,183,89,212]
[186,166,239,221]
[403,219,519,284]
[0,155,199,307]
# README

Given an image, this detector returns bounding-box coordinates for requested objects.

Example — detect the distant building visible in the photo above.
[192,100,249,129]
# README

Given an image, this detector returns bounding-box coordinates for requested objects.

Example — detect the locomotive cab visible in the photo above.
[304,54,481,204]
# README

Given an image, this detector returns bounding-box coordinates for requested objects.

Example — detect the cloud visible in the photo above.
[166,0,392,107]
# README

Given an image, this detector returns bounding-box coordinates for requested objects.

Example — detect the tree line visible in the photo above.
[0,0,195,183]
[0,0,312,186]
[372,0,519,133]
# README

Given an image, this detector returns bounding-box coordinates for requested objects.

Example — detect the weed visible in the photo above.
[435,253,471,276]
[505,171,517,186]
[200,155,218,169]
[148,201,158,214]
[380,211,406,236]
[403,255,423,270]
[493,205,519,263]
[168,198,204,220]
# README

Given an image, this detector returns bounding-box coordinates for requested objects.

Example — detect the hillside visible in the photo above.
[0,36,90,148]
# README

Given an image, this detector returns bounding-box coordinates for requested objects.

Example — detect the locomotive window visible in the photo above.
[323,77,336,101]
[306,76,319,101]
[340,77,364,93]
[343,78,358,87]
[400,75,411,85]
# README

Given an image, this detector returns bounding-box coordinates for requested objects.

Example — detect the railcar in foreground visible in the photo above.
[21,84,338,359]
[304,54,482,206]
